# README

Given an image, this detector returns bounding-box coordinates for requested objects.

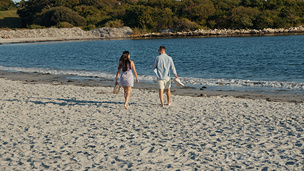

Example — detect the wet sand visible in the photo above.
[0,70,303,103]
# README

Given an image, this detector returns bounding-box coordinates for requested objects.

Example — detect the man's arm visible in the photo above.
[170,58,178,78]
[152,56,158,69]
[174,74,179,79]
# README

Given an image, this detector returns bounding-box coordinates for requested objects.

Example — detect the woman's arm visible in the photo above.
[115,70,120,85]
[131,61,139,83]
[115,62,122,85]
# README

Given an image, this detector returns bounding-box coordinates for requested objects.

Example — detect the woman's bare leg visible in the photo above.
[123,87,132,109]
[124,87,127,99]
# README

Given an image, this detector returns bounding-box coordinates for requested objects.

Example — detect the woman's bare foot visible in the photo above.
[168,103,171,106]
[124,104,129,110]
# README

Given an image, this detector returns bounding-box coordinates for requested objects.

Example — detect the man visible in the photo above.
[153,46,179,107]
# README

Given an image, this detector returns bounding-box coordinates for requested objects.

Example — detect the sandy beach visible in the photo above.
[0,71,303,170]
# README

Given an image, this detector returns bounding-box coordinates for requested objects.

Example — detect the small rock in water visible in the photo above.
[200,86,207,90]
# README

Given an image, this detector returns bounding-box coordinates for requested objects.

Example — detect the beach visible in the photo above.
[0,72,303,170]
[1,26,304,45]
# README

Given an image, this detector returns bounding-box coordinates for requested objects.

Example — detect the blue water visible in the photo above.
[1,35,304,93]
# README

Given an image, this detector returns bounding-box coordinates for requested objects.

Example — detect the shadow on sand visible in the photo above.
[4,97,124,107]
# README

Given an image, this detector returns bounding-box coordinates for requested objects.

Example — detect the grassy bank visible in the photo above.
[0,10,22,29]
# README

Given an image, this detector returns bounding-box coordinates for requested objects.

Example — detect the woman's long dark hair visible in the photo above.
[118,51,131,72]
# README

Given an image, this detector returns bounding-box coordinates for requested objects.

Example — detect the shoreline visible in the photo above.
[0,70,303,103]
[0,37,104,44]
[133,27,304,38]
[1,26,304,44]
[0,27,133,45]
[1,32,304,45]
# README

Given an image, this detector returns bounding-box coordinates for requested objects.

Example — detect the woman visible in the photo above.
[115,51,139,109]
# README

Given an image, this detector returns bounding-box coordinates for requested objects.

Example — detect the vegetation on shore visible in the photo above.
[0,0,15,11]
[0,0,304,33]
[0,10,22,28]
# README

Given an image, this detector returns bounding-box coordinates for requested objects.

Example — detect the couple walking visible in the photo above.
[115,46,179,109]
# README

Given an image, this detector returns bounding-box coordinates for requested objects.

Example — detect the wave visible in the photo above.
[0,65,116,79]
[181,77,304,91]
[1,65,303,91]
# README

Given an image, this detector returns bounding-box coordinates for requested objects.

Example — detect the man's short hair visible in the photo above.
[159,46,166,51]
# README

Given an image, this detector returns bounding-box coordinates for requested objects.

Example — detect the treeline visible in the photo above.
[4,0,304,31]
[0,0,15,11]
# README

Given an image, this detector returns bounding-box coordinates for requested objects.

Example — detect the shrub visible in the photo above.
[26,24,45,29]
[231,6,261,29]
[74,5,103,25]
[0,0,16,11]
[35,6,86,27]
[131,27,151,36]
[174,18,199,31]
[56,22,74,28]
[105,19,124,28]
[83,24,96,31]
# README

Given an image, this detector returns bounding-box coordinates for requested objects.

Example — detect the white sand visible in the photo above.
[0,78,303,170]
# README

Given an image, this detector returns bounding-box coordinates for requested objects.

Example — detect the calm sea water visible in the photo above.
[1,35,304,94]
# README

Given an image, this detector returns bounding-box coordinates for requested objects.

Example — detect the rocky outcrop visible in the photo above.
[0,27,92,39]
[135,25,304,38]
[0,27,133,40]
[91,27,133,38]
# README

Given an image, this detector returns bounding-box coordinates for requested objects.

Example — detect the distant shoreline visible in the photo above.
[134,25,304,38]
[1,26,304,44]
[0,27,132,44]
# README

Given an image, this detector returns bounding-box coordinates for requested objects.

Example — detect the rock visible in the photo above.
[158,28,174,33]
[200,86,207,90]
[0,27,93,39]
[0,27,133,40]
[91,27,133,38]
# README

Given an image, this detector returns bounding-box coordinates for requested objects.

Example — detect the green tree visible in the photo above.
[17,0,57,27]
[231,6,261,28]
[35,6,86,27]
[211,0,241,10]
[74,5,104,25]
[255,10,279,29]
[87,0,119,8]
[55,0,80,8]
[210,0,241,28]
[240,0,264,8]
[190,0,215,26]
[208,10,229,28]
[299,1,304,24]
[0,0,15,11]
[174,18,199,31]
[279,6,299,27]
[13,0,304,30]
[124,5,155,29]
[138,0,176,9]
[264,0,285,10]
[154,7,174,29]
